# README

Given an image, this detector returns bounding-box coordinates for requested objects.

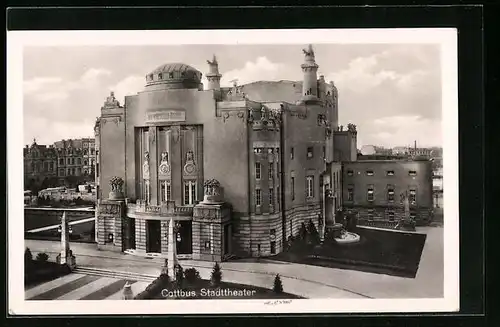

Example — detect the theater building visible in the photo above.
[95,44,433,260]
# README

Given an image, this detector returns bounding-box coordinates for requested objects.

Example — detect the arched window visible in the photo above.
[83,150,88,155]
[84,160,88,166]
[84,170,88,175]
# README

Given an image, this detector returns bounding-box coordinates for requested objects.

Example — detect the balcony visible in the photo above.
[127,200,193,218]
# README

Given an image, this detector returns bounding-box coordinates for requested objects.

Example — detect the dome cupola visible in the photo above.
[145,63,203,90]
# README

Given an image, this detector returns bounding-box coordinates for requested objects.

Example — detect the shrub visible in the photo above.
[184,267,201,285]
[210,262,222,287]
[307,219,320,245]
[36,252,49,262]
[273,274,283,294]
[299,222,308,241]
[174,264,184,287]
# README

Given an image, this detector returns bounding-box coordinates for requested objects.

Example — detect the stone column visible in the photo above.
[167,217,178,277]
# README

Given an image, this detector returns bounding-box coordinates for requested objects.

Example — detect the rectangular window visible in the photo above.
[77,158,81,165]
[322,146,326,159]
[387,211,395,221]
[306,175,314,198]
[387,170,395,176]
[409,170,417,176]
[256,189,262,206]
[347,185,354,201]
[307,147,314,159]
[347,169,353,176]
[276,148,280,156]
[160,181,172,203]
[291,177,295,200]
[59,159,64,165]
[269,188,274,207]
[270,228,276,236]
[366,170,374,176]
[253,147,263,154]
[268,163,273,180]
[409,189,417,204]
[255,162,261,180]
[387,185,395,202]
[290,147,294,160]
[367,185,374,202]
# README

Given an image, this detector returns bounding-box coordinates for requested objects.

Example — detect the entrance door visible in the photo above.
[128,218,136,250]
[176,221,192,255]
[146,220,161,253]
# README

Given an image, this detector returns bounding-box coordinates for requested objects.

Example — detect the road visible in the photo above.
[25,226,444,299]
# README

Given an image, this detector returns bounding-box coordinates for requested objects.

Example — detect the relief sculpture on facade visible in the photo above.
[158,151,171,177]
[183,150,197,175]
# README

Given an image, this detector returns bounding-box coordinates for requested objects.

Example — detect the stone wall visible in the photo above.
[96,200,125,251]
[345,205,434,228]
[284,203,322,239]
[134,217,146,252]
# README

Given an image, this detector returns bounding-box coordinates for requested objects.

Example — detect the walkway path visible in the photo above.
[25,226,443,299]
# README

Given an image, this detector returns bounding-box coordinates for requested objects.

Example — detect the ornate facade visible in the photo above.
[95,45,432,260]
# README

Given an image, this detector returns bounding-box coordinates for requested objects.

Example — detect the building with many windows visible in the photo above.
[95,45,433,260]
[24,138,97,192]
[342,159,434,229]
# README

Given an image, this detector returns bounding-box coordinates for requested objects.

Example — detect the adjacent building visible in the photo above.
[24,138,97,192]
[342,159,434,229]
[95,45,434,260]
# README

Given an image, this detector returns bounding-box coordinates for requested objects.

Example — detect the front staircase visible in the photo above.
[73,266,156,283]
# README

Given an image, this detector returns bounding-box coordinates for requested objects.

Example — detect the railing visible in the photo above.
[127,202,193,217]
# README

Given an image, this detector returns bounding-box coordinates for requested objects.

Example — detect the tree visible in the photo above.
[210,262,222,287]
[24,248,33,268]
[273,274,283,294]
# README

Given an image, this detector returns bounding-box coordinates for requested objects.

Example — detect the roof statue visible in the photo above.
[302,44,316,61]
[207,55,218,65]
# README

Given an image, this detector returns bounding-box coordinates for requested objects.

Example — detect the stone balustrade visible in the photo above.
[127,201,193,217]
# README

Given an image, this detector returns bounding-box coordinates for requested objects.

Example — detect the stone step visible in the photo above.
[74,267,156,283]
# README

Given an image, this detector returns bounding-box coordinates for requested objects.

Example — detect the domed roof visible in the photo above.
[145,62,203,90]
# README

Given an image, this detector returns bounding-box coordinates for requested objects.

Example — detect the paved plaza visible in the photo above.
[25,226,443,299]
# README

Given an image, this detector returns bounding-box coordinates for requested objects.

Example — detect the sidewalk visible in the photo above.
[25,226,443,299]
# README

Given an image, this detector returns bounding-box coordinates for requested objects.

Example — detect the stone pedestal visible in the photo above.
[97,200,126,252]
[122,282,133,300]
[109,191,124,201]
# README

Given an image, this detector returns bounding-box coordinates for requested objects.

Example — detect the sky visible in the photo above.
[23,43,442,148]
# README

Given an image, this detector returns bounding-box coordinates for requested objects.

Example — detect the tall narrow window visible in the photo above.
[269,188,274,207]
[367,185,375,202]
[160,181,172,203]
[256,189,262,206]
[268,162,273,180]
[184,181,197,205]
[409,189,417,204]
[347,184,354,201]
[255,162,261,180]
[306,175,314,198]
[277,186,280,210]
[290,147,294,160]
[322,146,326,159]
[387,185,395,202]
[291,177,295,200]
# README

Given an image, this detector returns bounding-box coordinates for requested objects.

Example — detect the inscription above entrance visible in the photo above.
[146,110,186,124]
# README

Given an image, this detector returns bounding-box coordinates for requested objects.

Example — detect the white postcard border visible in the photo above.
[7,28,459,315]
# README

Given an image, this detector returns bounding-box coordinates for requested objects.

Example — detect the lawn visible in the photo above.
[272,227,427,278]
[25,260,71,288]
